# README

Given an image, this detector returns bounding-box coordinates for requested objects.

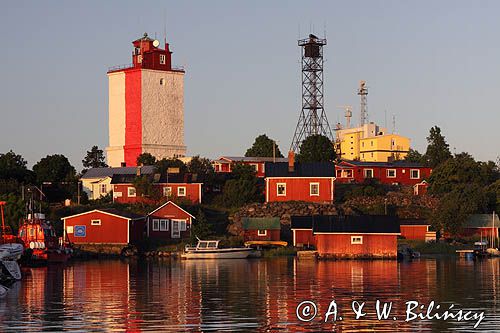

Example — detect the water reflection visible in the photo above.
[0,258,498,332]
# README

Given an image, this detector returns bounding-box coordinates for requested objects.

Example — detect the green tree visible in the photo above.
[0,193,25,233]
[136,153,157,166]
[155,158,187,175]
[423,126,452,168]
[296,134,335,163]
[222,163,262,207]
[187,156,215,183]
[190,207,213,243]
[0,150,32,183]
[33,154,76,183]
[245,134,283,158]
[132,175,161,200]
[404,148,423,163]
[82,146,107,171]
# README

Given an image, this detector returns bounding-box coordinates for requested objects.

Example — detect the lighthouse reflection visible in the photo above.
[0,257,498,332]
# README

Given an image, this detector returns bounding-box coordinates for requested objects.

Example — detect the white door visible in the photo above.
[171,220,180,238]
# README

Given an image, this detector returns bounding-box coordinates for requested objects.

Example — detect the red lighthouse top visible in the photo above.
[131,32,172,71]
[108,33,183,73]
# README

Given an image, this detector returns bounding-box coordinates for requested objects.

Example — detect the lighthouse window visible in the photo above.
[160,78,165,85]
[160,54,166,64]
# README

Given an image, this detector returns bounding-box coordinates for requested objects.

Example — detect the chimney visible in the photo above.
[136,166,142,176]
[288,151,295,173]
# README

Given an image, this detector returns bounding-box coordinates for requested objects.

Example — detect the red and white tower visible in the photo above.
[106,33,186,167]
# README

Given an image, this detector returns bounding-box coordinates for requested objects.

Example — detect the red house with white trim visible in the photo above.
[212,156,288,178]
[111,173,202,204]
[399,219,436,241]
[147,201,195,241]
[335,160,432,186]
[242,217,281,242]
[264,160,336,203]
[62,209,146,245]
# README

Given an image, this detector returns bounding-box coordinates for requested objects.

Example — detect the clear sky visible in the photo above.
[2,1,499,170]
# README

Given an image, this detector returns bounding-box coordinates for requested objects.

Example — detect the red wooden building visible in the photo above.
[212,156,288,178]
[399,219,436,241]
[291,215,400,258]
[264,160,336,203]
[241,217,281,242]
[111,173,202,204]
[446,214,499,239]
[62,209,146,245]
[147,201,195,241]
[335,160,432,186]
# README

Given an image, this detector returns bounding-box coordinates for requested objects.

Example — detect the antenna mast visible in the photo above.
[358,80,368,126]
[290,34,333,152]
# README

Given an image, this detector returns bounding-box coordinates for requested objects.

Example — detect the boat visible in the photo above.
[473,241,488,258]
[181,239,253,259]
[17,212,73,263]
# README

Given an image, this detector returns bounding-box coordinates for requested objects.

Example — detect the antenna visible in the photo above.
[337,105,353,129]
[163,9,167,48]
[358,80,368,126]
[392,114,396,134]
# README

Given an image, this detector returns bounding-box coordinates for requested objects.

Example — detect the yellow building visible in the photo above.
[336,123,410,162]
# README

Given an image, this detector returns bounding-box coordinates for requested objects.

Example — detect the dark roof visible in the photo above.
[464,214,499,228]
[338,160,426,168]
[312,215,400,234]
[265,162,336,177]
[218,156,289,163]
[291,216,313,229]
[242,217,281,230]
[110,173,195,184]
[399,219,430,226]
[99,209,145,220]
[81,166,156,179]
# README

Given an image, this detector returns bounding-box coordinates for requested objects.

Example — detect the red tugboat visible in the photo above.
[17,212,73,263]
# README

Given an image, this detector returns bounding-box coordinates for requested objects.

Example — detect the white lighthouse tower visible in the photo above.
[106,33,186,167]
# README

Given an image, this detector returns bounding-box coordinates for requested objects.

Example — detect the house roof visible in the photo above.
[217,156,289,163]
[265,162,336,177]
[81,166,156,179]
[464,214,500,228]
[399,219,430,226]
[242,217,281,230]
[62,209,145,221]
[337,160,427,168]
[313,215,400,234]
[291,216,313,229]
[148,201,196,219]
[110,173,194,184]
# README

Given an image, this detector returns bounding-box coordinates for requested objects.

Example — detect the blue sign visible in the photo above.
[74,225,86,237]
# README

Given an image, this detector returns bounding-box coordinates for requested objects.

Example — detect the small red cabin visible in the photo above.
[62,209,146,245]
[265,177,335,203]
[446,214,500,239]
[242,217,281,242]
[335,160,432,186]
[147,201,195,241]
[291,215,400,259]
[399,219,435,241]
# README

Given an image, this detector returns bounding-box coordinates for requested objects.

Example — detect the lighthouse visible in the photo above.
[106,33,186,167]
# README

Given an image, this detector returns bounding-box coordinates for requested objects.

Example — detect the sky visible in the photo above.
[1,1,499,170]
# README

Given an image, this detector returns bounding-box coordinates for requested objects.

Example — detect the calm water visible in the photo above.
[0,257,498,332]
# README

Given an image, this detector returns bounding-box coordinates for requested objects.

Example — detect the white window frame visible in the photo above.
[128,187,136,197]
[250,163,259,172]
[351,236,363,244]
[159,54,166,64]
[100,184,107,194]
[159,219,168,231]
[309,182,320,196]
[152,219,159,231]
[179,220,187,231]
[410,169,420,179]
[137,55,142,63]
[276,183,286,196]
[177,186,186,197]
[163,187,172,197]
[91,219,101,226]
[386,169,396,178]
[364,169,374,178]
[258,230,267,236]
[159,78,165,85]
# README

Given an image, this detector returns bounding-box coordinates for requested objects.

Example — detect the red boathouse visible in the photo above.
[242,217,281,242]
[147,201,195,241]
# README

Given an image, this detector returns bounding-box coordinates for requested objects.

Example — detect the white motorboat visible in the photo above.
[0,243,24,261]
[181,239,253,259]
